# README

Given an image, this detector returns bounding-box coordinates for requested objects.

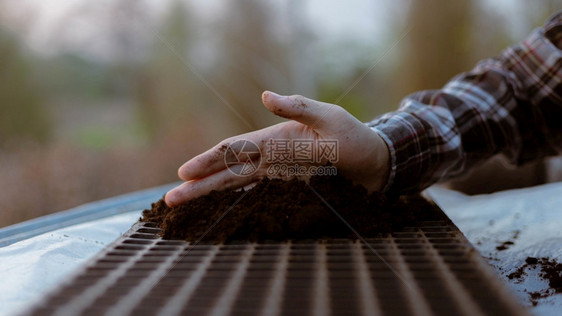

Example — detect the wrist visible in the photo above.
[369,126,395,193]
[372,130,391,191]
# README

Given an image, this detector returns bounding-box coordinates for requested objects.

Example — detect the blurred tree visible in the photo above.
[211,0,294,132]
[135,0,197,139]
[286,0,316,98]
[0,27,51,148]
[35,53,114,100]
[391,0,562,98]
[106,0,151,97]
[316,62,386,121]
[393,0,475,97]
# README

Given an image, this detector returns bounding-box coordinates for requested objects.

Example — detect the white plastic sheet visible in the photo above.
[0,211,141,315]
[428,182,562,316]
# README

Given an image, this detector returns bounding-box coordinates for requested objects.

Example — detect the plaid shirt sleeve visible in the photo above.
[368,11,562,195]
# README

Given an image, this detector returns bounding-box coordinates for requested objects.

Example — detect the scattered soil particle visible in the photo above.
[529,291,551,306]
[142,175,448,243]
[525,257,538,265]
[496,240,515,251]
[495,230,520,251]
[507,257,562,305]
[507,263,528,280]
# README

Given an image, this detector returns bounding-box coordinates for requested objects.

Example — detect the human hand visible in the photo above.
[165,91,390,206]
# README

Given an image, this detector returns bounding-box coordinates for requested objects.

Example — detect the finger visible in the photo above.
[178,143,231,181]
[166,167,260,207]
[178,138,261,181]
[261,91,346,130]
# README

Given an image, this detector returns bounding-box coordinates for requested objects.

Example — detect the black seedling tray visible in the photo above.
[27,219,528,316]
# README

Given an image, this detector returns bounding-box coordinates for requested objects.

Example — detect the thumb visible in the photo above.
[262,91,339,129]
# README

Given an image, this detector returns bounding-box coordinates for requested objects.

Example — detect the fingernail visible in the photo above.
[164,190,177,206]
[263,90,281,100]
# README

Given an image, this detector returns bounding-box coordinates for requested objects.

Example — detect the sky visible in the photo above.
[0,0,393,56]
[0,0,542,67]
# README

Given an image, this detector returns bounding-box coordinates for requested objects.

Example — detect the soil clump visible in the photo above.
[507,256,562,305]
[142,175,447,243]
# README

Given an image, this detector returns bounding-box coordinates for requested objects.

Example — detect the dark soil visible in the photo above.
[496,241,514,251]
[142,175,448,243]
[507,256,562,305]
[495,230,520,251]
[528,290,550,306]
[525,257,538,265]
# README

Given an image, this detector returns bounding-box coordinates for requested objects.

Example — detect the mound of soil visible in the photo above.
[142,175,448,243]
[507,257,562,305]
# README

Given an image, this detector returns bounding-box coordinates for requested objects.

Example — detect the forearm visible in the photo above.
[370,11,562,195]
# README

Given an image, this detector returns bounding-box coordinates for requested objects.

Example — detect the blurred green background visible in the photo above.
[0,0,560,226]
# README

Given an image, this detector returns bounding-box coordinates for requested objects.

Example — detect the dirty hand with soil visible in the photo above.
[165,91,390,206]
